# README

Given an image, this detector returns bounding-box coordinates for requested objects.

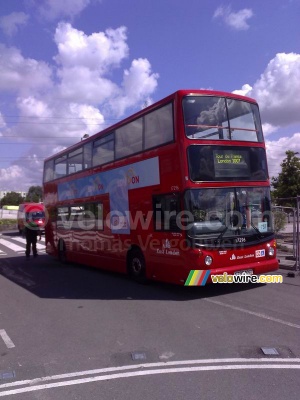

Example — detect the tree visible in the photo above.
[0,192,24,207]
[25,186,43,203]
[271,151,300,205]
[273,210,287,235]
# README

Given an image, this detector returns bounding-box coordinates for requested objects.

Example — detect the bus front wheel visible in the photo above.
[127,249,147,284]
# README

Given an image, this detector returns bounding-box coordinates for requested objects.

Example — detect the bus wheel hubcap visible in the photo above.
[132,257,142,274]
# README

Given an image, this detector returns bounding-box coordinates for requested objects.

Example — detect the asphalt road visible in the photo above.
[0,230,299,399]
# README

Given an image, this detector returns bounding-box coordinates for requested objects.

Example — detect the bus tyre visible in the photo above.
[128,249,147,284]
[58,240,67,264]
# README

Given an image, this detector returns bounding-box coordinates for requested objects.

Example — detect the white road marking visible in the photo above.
[0,330,15,349]
[0,358,300,396]
[204,298,300,329]
[12,237,45,251]
[0,239,25,253]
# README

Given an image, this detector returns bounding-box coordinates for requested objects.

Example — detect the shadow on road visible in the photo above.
[0,251,264,301]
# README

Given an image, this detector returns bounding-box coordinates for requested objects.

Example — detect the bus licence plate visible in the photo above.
[234,269,253,276]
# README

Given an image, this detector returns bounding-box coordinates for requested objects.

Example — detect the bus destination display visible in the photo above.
[213,149,250,178]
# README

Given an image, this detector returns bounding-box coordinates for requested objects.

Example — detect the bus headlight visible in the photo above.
[205,255,213,266]
[268,247,275,257]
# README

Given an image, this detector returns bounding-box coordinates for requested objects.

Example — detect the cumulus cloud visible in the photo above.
[0,165,23,185]
[261,123,279,137]
[266,133,300,178]
[54,23,129,103]
[54,23,129,72]
[232,53,300,178]
[252,53,300,126]
[57,67,119,103]
[110,58,159,116]
[68,103,105,135]
[0,112,6,130]
[53,23,158,116]
[213,6,253,30]
[233,53,300,127]
[17,97,52,119]
[0,44,53,95]
[231,83,252,97]
[0,20,159,190]
[0,12,29,36]
[0,153,45,191]
[11,95,105,143]
[36,0,91,21]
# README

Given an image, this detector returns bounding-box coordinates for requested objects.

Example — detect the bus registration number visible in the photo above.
[234,269,253,276]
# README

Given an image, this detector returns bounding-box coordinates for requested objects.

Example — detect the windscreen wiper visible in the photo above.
[250,222,263,239]
[214,226,229,244]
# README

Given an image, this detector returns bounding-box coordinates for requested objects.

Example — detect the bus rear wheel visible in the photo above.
[127,249,147,284]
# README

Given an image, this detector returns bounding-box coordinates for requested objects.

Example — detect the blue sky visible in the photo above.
[0,0,300,191]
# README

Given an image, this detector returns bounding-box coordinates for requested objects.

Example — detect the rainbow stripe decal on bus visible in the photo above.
[185,270,210,286]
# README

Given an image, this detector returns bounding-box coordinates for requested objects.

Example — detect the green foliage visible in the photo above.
[25,186,43,202]
[271,151,300,205]
[273,210,287,234]
[0,219,17,231]
[0,219,17,226]
[0,191,24,207]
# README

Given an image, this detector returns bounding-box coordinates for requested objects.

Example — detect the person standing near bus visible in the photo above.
[25,221,42,259]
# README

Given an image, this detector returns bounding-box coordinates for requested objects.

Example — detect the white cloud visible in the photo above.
[54,23,129,72]
[0,21,159,190]
[0,155,45,191]
[53,23,132,104]
[262,123,279,136]
[68,103,105,135]
[232,53,300,178]
[0,165,23,184]
[213,6,253,30]
[232,83,252,97]
[53,23,159,116]
[57,67,119,103]
[266,133,300,178]
[37,0,91,21]
[12,95,103,142]
[0,112,6,131]
[111,58,159,116]
[252,53,300,126]
[0,12,29,36]
[17,97,52,119]
[0,44,53,95]
[233,53,300,127]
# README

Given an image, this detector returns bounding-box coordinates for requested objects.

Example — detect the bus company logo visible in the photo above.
[230,254,236,260]
[255,249,265,258]
[156,239,180,256]
[163,239,171,249]
[126,168,140,185]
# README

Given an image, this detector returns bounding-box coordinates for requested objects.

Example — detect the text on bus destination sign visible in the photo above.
[214,152,244,164]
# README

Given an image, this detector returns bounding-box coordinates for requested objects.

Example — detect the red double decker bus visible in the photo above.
[43,89,278,285]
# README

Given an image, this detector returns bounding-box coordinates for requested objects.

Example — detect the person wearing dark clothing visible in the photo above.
[25,223,41,259]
